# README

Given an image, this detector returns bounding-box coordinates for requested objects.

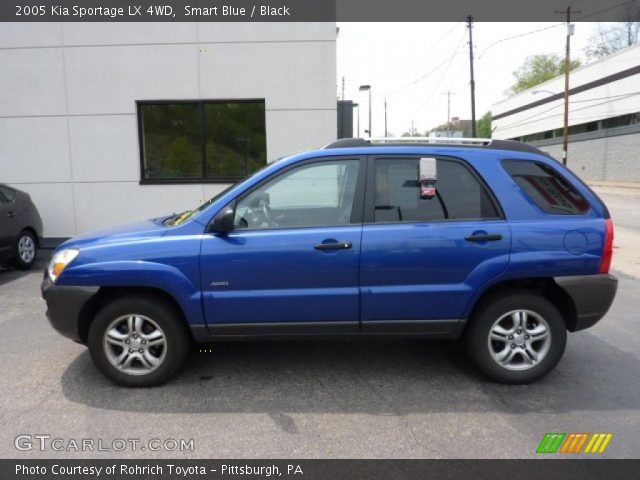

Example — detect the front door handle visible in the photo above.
[7,211,14,218]
[465,233,502,242]
[314,241,352,251]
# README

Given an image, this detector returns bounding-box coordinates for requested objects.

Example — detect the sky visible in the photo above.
[336,22,600,137]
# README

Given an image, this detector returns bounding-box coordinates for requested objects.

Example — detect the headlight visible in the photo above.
[48,249,79,283]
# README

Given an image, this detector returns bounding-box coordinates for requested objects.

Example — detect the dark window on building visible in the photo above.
[502,160,589,215]
[373,158,500,223]
[522,129,555,142]
[568,121,598,135]
[601,114,633,130]
[512,113,640,143]
[138,100,266,183]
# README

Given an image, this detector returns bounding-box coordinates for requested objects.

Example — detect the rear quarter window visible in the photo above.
[502,160,590,215]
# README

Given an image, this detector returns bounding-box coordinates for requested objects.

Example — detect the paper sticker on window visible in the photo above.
[419,157,437,199]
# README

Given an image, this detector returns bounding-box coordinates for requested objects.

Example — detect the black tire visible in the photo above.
[88,295,191,387]
[465,290,567,384]
[12,230,37,270]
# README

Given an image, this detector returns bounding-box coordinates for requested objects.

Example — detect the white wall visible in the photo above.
[0,22,337,237]
[492,44,640,140]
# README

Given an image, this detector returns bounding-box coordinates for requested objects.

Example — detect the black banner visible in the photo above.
[4,459,640,480]
[1,0,635,22]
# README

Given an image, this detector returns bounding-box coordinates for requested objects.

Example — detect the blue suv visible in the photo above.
[41,138,617,386]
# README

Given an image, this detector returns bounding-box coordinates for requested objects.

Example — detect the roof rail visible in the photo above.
[322,137,547,156]
[368,136,491,145]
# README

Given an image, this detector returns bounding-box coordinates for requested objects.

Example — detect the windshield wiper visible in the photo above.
[162,210,190,226]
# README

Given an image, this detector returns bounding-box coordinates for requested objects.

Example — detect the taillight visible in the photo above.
[599,218,614,274]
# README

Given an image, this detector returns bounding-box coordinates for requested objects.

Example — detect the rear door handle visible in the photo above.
[465,233,502,242]
[314,241,352,251]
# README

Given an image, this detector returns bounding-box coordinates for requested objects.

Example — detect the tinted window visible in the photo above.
[204,102,266,178]
[139,100,266,182]
[373,158,500,222]
[502,160,589,215]
[0,185,16,203]
[235,160,360,230]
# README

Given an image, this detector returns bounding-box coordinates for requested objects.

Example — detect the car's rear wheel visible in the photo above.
[13,230,37,269]
[88,295,191,387]
[465,290,567,384]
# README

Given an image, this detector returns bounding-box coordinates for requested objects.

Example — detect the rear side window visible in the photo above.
[0,185,16,203]
[372,158,501,223]
[502,160,589,215]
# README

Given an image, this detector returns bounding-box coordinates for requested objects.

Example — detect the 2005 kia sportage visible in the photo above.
[42,137,617,387]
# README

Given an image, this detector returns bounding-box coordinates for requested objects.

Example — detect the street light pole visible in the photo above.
[384,98,388,137]
[359,85,372,137]
[353,103,360,138]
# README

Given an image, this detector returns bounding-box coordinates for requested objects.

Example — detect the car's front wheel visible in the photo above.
[88,295,191,387]
[465,290,567,384]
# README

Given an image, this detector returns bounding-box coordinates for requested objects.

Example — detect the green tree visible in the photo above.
[165,136,199,176]
[508,54,581,95]
[476,111,493,138]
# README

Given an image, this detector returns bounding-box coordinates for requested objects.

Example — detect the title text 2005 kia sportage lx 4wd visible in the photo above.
[42,138,617,387]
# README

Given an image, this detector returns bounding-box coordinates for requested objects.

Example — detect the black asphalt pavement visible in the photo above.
[0,250,638,459]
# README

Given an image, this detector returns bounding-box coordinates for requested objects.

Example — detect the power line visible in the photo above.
[575,0,631,20]
[496,91,640,131]
[409,41,465,119]
[378,30,468,97]
[477,23,565,61]
[371,22,464,80]
[494,91,640,131]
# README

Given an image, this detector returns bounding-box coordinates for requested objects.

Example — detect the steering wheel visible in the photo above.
[261,203,280,228]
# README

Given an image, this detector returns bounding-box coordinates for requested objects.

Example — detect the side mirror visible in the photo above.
[208,205,235,234]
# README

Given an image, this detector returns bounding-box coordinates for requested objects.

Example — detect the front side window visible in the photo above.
[139,100,266,183]
[234,159,360,230]
[502,160,589,215]
[0,185,15,203]
[373,158,500,223]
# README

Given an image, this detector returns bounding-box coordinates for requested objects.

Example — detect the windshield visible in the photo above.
[164,184,237,227]
[162,158,287,227]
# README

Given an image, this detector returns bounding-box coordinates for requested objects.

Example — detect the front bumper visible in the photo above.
[554,274,618,331]
[41,276,99,343]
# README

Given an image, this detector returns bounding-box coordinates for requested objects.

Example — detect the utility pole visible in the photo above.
[555,6,578,165]
[411,120,415,137]
[384,99,388,137]
[341,77,345,100]
[467,15,477,137]
[444,91,455,137]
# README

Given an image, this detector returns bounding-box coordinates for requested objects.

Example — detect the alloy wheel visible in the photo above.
[103,314,167,376]
[18,235,35,264]
[487,309,551,371]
